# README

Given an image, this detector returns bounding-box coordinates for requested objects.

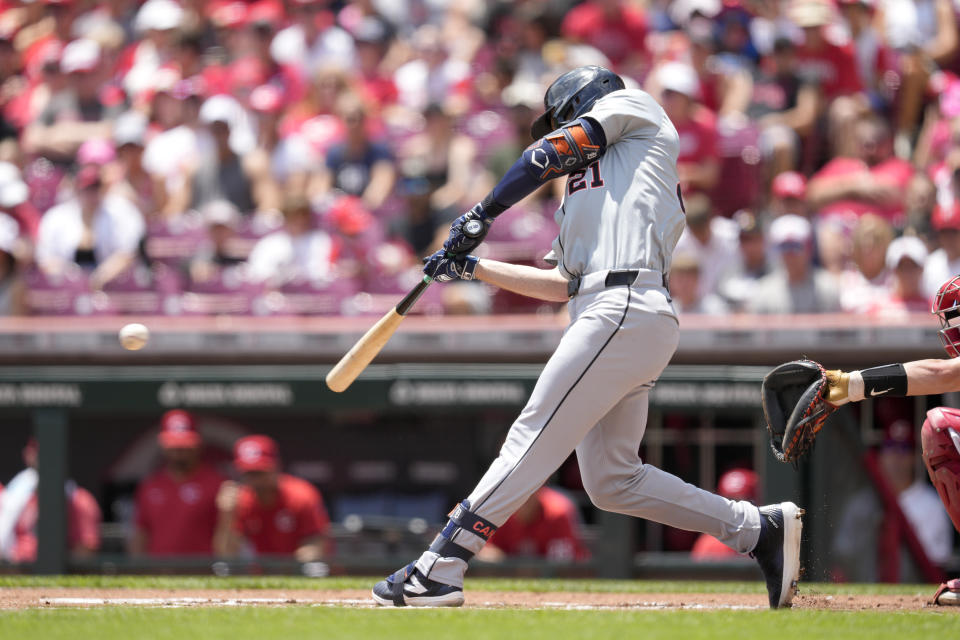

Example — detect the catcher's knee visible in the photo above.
[921,407,960,534]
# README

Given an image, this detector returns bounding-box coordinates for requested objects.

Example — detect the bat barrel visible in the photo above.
[325,277,432,392]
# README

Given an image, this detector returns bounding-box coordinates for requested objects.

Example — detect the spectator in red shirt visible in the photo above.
[478,486,589,562]
[790,0,863,101]
[560,0,649,75]
[654,61,720,194]
[691,469,759,561]
[807,114,914,224]
[0,438,100,563]
[130,410,226,555]
[214,435,330,561]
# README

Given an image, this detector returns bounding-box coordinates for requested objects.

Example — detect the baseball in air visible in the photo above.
[119,323,150,351]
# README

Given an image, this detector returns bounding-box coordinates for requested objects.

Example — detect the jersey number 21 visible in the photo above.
[567,162,604,195]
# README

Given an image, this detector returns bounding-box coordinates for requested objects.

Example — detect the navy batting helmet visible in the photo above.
[530,65,625,140]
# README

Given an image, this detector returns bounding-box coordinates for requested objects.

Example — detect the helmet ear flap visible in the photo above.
[530,109,556,140]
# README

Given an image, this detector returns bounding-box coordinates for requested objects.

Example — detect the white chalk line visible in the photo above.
[38,597,765,611]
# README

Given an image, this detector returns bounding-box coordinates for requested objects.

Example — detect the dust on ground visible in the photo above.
[0,587,957,611]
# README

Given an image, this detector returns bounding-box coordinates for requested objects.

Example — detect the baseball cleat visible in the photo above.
[750,502,803,609]
[932,579,960,606]
[372,563,464,607]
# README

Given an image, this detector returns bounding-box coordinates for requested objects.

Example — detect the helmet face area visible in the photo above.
[933,275,960,358]
[530,65,625,140]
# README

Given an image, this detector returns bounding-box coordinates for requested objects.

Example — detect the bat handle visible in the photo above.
[396,275,433,316]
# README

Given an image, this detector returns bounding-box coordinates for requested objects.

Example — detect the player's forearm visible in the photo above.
[91,252,135,289]
[828,358,960,405]
[806,176,859,208]
[786,87,820,136]
[294,535,327,562]
[683,160,720,190]
[474,260,569,302]
[213,514,241,556]
[926,0,958,64]
[904,358,960,395]
[362,161,396,211]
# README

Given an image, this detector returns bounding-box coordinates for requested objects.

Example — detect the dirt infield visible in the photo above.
[1,587,955,611]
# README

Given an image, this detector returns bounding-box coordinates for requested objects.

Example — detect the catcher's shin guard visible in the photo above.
[921,408,960,534]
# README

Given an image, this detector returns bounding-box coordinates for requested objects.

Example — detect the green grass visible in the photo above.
[0,574,936,596]
[0,575,953,640]
[0,607,956,640]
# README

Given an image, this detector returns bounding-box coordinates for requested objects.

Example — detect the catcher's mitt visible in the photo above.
[762,359,837,463]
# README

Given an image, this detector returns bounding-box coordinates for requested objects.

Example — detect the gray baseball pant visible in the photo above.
[418,282,762,587]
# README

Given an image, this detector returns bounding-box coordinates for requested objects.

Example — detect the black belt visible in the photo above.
[567,269,640,298]
[604,270,639,287]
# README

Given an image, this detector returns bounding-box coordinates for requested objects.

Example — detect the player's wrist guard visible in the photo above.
[460,255,479,280]
[843,364,908,402]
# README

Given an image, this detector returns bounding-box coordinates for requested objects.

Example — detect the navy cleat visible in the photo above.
[372,564,465,607]
[750,502,803,609]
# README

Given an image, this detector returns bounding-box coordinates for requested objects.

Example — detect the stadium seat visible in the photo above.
[23,266,93,316]
[229,211,284,260]
[479,206,557,265]
[98,264,182,315]
[267,276,360,316]
[179,266,265,315]
[143,215,207,267]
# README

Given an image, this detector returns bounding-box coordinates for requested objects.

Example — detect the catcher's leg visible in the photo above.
[921,408,960,606]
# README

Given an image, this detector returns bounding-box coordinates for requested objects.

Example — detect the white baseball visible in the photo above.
[119,323,150,351]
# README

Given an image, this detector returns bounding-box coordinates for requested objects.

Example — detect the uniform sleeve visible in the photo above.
[69,488,102,551]
[583,90,662,146]
[371,142,394,163]
[246,234,282,283]
[232,490,253,534]
[837,45,863,94]
[35,206,67,265]
[697,118,718,161]
[106,197,146,255]
[296,485,330,541]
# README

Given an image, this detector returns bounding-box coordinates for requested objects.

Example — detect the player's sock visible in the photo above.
[414,500,497,588]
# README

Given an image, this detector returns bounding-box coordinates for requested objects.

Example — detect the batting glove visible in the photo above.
[444,203,493,256]
[422,250,479,282]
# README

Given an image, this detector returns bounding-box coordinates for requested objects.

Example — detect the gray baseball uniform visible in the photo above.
[416,89,761,588]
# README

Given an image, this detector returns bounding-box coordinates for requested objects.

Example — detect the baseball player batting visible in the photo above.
[371,66,802,609]
[813,275,960,606]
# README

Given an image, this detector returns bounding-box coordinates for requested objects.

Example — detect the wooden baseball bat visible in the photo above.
[325,276,433,392]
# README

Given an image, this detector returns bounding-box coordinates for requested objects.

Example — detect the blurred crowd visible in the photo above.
[0,0,959,316]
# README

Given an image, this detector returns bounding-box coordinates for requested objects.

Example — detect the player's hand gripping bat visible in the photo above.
[325,220,486,392]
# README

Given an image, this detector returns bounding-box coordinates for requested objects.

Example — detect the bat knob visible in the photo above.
[463,219,485,238]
